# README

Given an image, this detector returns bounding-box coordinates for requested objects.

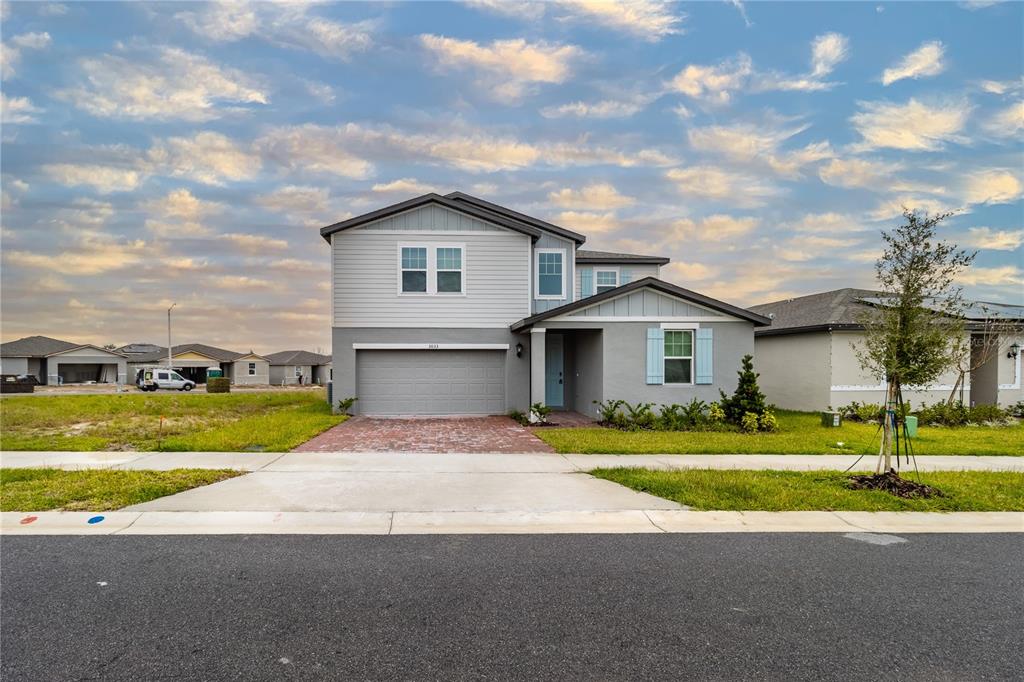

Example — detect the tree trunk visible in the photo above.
[881,381,896,472]
[947,372,964,406]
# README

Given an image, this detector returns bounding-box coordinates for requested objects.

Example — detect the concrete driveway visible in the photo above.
[125,452,679,513]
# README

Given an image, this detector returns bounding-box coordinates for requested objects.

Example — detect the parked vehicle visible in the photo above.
[136,367,196,392]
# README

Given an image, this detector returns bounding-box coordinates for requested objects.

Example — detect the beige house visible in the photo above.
[751,289,1023,411]
[118,343,270,386]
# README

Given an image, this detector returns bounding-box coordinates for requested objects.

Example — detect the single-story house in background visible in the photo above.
[0,335,128,385]
[750,289,1024,410]
[117,343,271,385]
[265,350,332,385]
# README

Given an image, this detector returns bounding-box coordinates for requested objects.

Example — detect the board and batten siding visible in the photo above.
[333,205,532,327]
[574,263,661,300]
[561,290,725,319]
[531,233,576,314]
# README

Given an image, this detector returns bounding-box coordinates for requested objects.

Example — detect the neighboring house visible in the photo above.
[322,192,770,417]
[750,289,1024,410]
[0,335,128,385]
[266,350,332,385]
[117,343,271,385]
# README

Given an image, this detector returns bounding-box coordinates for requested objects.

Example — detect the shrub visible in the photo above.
[530,402,552,424]
[708,402,725,423]
[759,410,779,432]
[719,355,768,426]
[913,401,1009,426]
[622,401,658,430]
[508,409,530,426]
[1010,401,1024,418]
[206,378,230,393]
[740,412,761,433]
[658,399,708,431]
[336,397,358,416]
[593,399,627,428]
[836,401,884,423]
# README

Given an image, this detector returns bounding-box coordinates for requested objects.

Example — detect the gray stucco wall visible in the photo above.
[570,330,604,418]
[270,365,316,385]
[231,359,269,385]
[0,357,29,376]
[332,327,532,415]
[45,355,127,385]
[754,333,832,411]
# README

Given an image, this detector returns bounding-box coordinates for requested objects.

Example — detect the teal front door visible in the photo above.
[545,333,564,407]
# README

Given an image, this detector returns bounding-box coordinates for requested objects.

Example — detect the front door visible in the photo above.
[545,333,564,407]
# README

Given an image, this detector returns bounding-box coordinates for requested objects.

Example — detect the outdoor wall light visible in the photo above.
[515,343,523,358]
[1008,343,1020,359]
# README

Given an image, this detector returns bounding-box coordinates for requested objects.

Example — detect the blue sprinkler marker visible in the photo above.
[87,515,105,525]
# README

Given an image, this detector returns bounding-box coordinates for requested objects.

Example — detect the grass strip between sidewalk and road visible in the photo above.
[0,391,346,452]
[536,410,1024,456]
[590,468,1024,512]
[0,468,242,511]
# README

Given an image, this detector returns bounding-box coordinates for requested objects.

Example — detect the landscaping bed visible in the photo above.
[0,468,241,511]
[0,391,346,452]
[590,468,1024,512]
[535,410,1024,456]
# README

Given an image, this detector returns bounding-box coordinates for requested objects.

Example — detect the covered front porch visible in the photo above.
[529,327,604,419]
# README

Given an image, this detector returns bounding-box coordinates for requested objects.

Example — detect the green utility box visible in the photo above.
[821,411,842,428]
[206,367,223,378]
[904,415,918,438]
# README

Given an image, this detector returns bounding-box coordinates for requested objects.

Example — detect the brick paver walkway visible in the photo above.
[293,416,555,453]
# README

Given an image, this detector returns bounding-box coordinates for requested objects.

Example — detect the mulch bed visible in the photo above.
[846,469,944,499]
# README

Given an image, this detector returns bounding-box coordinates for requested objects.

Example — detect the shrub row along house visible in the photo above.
[0,337,331,386]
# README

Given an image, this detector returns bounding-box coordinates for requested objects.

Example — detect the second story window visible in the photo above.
[536,249,565,300]
[401,247,428,293]
[436,247,463,293]
[595,270,618,294]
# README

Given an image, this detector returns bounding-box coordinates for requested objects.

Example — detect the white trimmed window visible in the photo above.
[400,246,428,293]
[436,247,463,294]
[664,330,693,384]
[294,366,302,377]
[248,362,256,376]
[399,244,465,295]
[536,249,566,300]
[595,269,618,294]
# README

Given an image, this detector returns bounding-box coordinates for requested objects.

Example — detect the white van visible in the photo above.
[137,367,196,392]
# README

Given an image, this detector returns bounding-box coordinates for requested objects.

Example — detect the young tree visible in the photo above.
[719,354,768,425]
[855,209,975,472]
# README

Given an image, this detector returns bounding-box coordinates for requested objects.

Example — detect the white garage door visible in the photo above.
[356,350,506,415]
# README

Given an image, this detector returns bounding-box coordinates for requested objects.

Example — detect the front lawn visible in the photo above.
[0,468,241,511]
[536,410,1024,456]
[0,391,346,452]
[591,468,1024,511]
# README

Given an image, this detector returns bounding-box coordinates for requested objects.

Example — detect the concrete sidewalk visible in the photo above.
[3,510,1022,535]
[3,450,1022,472]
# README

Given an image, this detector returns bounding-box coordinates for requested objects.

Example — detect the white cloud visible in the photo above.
[372,178,436,194]
[540,93,656,119]
[957,266,1023,287]
[220,232,289,253]
[4,234,146,274]
[149,131,261,185]
[256,124,374,179]
[0,92,42,123]
[664,261,718,281]
[39,4,68,16]
[850,98,971,151]
[42,163,143,193]
[666,166,780,206]
[818,157,899,189]
[255,185,336,226]
[466,0,548,20]
[208,274,274,290]
[962,169,1022,205]
[671,214,760,242]
[962,227,1024,250]
[56,46,268,122]
[549,182,634,210]
[867,195,958,221]
[756,32,849,92]
[982,101,1024,138]
[557,0,684,41]
[785,212,868,234]
[555,210,619,233]
[978,78,1023,95]
[176,1,258,41]
[143,188,224,222]
[1,31,51,78]
[727,0,753,28]
[775,234,862,262]
[11,32,52,49]
[687,120,833,178]
[420,34,582,102]
[668,54,752,104]
[881,41,945,85]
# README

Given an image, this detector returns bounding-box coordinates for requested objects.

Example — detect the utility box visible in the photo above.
[821,411,842,428]
[206,367,223,379]
[904,416,918,438]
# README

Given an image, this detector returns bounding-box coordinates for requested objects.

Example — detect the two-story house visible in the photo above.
[322,192,770,417]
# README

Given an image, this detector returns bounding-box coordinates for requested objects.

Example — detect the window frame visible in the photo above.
[248,362,256,376]
[294,366,303,377]
[535,248,567,301]
[397,242,467,297]
[594,268,619,295]
[663,329,695,386]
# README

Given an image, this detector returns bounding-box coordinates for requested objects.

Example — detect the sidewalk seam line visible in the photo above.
[386,511,395,535]
[257,452,289,471]
[642,510,669,533]
[110,513,144,535]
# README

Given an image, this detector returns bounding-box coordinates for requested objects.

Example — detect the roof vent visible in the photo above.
[768,313,776,320]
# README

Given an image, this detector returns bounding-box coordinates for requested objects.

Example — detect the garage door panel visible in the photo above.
[357,350,506,415]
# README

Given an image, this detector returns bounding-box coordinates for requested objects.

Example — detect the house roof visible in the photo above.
[1,335,80,358]
[264,350,331,366]
[749,288,882,336]
[574,249,670,265]
[124,343,247,363]
[319,193,548,243]
[116,342,164,355]
[47,344,127,358]
[511,277,771,331]
[445,192,587,244]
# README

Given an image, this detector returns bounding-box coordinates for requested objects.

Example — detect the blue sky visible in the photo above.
[1,0,1021,352]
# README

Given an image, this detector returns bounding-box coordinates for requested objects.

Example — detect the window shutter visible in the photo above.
[646,327,664,385]
[580,266,594,297]
[621,268,632,284]
[695,327,713,384]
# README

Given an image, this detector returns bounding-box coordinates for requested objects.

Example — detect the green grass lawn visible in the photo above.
[0,468,241,511]
[0,391,346,452]
[536,410,1024,456]
[591,468,1024,511]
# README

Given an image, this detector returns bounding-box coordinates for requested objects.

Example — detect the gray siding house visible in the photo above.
[0,335,128,385]
[266,350,332,385]
[323,192,770,417]
[118,343,271,385]
[751,289,1024,410]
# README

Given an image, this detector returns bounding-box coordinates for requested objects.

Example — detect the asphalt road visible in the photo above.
[2,534,1021,681]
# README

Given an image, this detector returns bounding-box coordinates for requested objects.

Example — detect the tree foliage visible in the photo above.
[719,354,768,424]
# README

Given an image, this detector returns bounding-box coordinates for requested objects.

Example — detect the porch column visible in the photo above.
[530,328,546,407]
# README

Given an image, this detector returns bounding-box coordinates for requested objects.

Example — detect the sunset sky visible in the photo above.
[1,0,1021,354]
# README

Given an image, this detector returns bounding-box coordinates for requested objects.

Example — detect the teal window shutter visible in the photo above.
[621,268,632,284]
[580,266,594,297]
[646,328,664,384]
[695,327,713,384]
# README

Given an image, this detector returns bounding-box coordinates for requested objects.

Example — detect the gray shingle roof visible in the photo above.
[123,343,246,363]
[749,288,887,336]
[0,335,80,357]
[575,249,670,265]
[264,350,331,366]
